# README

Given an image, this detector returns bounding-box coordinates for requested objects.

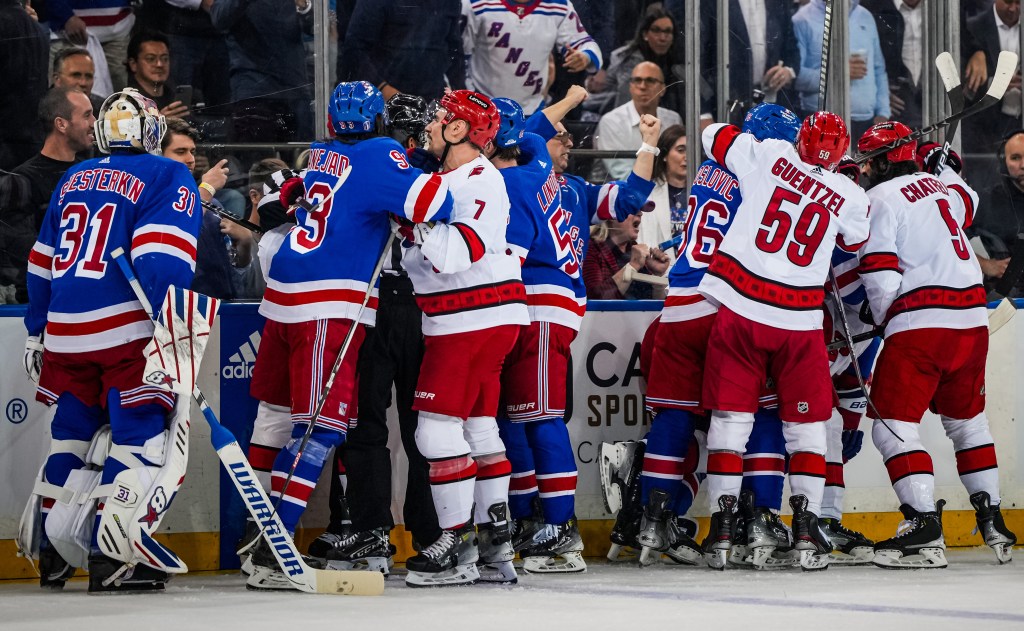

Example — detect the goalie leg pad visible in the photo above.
[96,396,190,574]
[498,419,537,520]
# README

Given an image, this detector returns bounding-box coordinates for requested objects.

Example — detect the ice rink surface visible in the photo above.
[1,549,1021,631]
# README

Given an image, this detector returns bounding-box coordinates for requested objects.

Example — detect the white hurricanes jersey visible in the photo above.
[462,0,602,113]
[858,168,986,335]
[698,123,871,330]
[403,155,530,336]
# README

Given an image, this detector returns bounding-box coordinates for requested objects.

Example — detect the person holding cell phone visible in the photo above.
[792,0,891,139]
[126,30,196,119]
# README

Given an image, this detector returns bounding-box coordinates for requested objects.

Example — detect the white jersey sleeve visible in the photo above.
[857,191,902,325]
[556,1,602,71]
[937,166,979,229]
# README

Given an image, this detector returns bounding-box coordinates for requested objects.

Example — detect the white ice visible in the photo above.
[1,549,1021,631]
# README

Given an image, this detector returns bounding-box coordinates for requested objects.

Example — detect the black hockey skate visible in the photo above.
[970,492,1016,564]
[521,517,587,573]
[307,512,353,564]
[477,502,518,584]
[236,518,259,576]
[39,545,76,590]
[637,489,672,566]
[873,500,947,569]
[324,527,395,576]
[821,518,874,565]
[702,494,737,570]
[663,515,702,566]
[789,495,831,571]
[246,538,323,591]
[745,506,799,570]
[88,555,169,593]
[601,440,645,561]
[405,525,479,587]
[511,496,544,553]
[728,491,753,568]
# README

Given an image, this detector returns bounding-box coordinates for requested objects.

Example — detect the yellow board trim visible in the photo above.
[3,510,1020,580]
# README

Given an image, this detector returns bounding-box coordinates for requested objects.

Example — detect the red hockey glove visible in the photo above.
[916,141,963,175]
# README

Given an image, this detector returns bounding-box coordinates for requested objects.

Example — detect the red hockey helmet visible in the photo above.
[796,112,850,171]
[857,121,916,163]
[439,90,500,148]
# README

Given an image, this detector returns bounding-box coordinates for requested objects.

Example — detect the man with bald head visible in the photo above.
[594,61,683,181]
[972,130,1024,295]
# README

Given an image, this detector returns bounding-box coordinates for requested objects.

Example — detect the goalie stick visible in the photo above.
[855,51,1018,164]
[111,248,384,596]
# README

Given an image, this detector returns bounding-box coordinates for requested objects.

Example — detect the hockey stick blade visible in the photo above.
[202,200,264,234]
[988,298,1016,335]
[934,51,965,171]
[935,52,962,95]
[111,248,383,596]
[855,52,1019,164]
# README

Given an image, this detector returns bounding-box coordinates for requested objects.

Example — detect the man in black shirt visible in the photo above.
[4,87,95,302]
[973,130,1024,296]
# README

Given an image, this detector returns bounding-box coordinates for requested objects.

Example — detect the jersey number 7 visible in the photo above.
[755,187,830,267]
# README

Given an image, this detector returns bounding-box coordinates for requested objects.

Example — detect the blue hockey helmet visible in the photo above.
[328,81,388,136]
[492,97,526,148]
[742,103,801,144]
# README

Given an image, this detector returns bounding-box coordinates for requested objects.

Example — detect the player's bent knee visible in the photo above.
[707,410,755,452]
[872,419,924,457]
[252,402,292,448]
[782,421,826,455]
[464,416,505,456]
[416,412,470,459]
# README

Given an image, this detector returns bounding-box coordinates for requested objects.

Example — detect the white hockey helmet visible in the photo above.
[94,88,166,154]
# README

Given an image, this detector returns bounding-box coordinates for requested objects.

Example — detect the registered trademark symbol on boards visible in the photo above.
[6,398,28,424]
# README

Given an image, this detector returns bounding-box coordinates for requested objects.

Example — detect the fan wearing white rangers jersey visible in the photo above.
[697,112,870,571]
[462,0,602,114]
[402,90,530,587]
[856,122,1016,568]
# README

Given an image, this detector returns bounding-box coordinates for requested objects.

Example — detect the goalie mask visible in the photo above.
[95,88,166,155]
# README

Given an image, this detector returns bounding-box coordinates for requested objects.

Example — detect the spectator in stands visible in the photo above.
[972,130,1024,295]
[3,87,94,304]
[862,0,923,130]
[338,0,463,101]
[461,0,602,114]
[161,118,258,300]
[594,61,682,181]
[0,169,32,304]
[210,0,314,141]
[549,0,616,111]
[793,0,890,140]
[51,47,104,115]
[641,124,686,259]
[583,213,670,300]
[700,0,801,126]
[588,4,684,117]
[48,0,134,91]
[126,31,189,119]
[962,0,1023,155]
[0,0,49,171]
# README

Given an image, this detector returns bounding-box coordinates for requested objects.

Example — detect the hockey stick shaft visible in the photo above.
[111,248,383,596]
[201,200,265,235]
[855,52,1019,164]
[817,0,834,111]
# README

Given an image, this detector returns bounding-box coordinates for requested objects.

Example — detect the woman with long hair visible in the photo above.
[639,124,687,259]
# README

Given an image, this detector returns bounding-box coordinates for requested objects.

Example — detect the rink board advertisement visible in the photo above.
[1,302,1022,576]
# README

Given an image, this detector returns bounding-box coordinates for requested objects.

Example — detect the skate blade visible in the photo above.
[405,563,480,587]
[477,561,518,584]
[239,554,253,577]
[523,552,587,574]
[828,546,875,566]
[664,546,702,566]
[727,545,750,567]
[872,547,947,569]
[599,444,627,513]
[245,566,300,591]
[638,546,663,567]
[325,556,391,577]
[750,545,776,570]
[705,548,729,570]
[797,549,830,571]
[992,543,1013,565]
[607,543,638,562]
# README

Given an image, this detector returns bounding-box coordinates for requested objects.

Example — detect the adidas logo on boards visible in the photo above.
[222,330,261,379]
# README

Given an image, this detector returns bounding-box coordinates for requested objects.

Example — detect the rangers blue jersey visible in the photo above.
[26,152,201,353]
[662,159,741,323]
[262,136,453,325]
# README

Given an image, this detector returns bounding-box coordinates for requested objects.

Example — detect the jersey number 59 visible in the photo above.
[754,187,830,267]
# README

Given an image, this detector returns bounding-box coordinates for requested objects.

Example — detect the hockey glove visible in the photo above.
[24,335,43,383]
[408,147,442,173]
[836,156,861,185]
[916,141,963,175]
[278,176,306,210]
[391,214,433,247]
[841,429,864,463]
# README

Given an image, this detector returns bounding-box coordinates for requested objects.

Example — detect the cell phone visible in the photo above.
[174,85,193,109]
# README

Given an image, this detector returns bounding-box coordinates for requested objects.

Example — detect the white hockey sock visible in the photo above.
[941,414,1001,504]
[873,419,934,513]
